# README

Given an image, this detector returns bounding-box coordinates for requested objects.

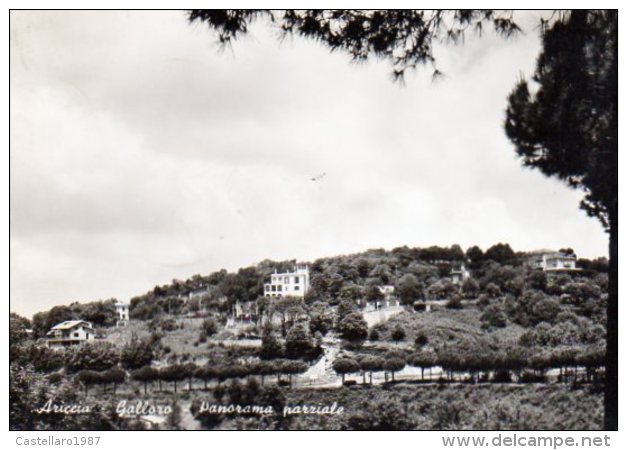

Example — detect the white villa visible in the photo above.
[46,320,95,349]
[378,285,396,298]
[264,264,310,298]
[115,301,130,325]
[528,250,580,273]
[367,285,400,310]
[450,264,471,284]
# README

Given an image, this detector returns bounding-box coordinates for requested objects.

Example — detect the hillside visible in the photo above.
[10,242,608,430]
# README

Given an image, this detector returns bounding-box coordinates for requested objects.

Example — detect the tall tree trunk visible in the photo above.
[605,203,618,430]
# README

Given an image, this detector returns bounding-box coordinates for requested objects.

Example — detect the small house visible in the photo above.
[46,320,95,349]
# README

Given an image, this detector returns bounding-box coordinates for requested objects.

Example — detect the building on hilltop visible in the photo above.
[528,249,581,274]
[263,264,310,298]
[46,320,95,349]
[115,301,130,326]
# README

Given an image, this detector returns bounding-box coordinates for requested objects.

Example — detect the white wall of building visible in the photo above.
[264,264,310,298]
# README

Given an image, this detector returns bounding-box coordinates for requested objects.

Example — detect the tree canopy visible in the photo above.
[505,11,617,230]
[188,10,519,81]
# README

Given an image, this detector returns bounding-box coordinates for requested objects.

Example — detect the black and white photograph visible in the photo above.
[9,8,618,434]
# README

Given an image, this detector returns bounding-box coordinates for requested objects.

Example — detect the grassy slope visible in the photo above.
[373,305,526,347]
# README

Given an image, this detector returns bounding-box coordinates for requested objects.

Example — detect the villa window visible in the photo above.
[294,276,300,284]
[294,286,300,291]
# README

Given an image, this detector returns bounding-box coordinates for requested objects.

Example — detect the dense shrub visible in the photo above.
[368,328,380,341]
[201,318,219,337]
[64,342,119,373]
[285,322,315,359]
[259,332,284,360]
[120,336,155,370]
[480,304,507,328]
[445,294,463,310]
[391,325,406,342]
[337,312,368,343]
[414,332,429,348]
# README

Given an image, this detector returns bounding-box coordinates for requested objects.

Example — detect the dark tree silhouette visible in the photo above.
[188,9,617,429]
[505,10,617,429]
[188,10,519,81]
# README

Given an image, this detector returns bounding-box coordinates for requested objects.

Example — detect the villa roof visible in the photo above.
[49,320,93,331]
[529,249,557,255]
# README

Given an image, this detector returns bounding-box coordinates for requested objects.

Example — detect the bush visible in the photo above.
[476,294,491,309]
[65,342,119,373]
[391,326,406,342]
[462,278,480,298]
[480,304,507,328]
[13,343,65,373]
[121,336,155,370]
[259,332,284,360]
[201,319,219,337]
[47,373,64,384]
[346,397,417,430]
[368,329,380,341]
[337,312,368,343]
[285,322,315,359]
[446,294,463,310]
[414,332,429,348]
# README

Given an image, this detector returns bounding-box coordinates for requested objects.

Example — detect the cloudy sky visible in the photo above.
[10,11,608,317]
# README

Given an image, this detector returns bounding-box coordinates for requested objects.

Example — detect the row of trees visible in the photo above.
[333,344,605,385]
[11,336,158,376]
[76,359,311,395]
